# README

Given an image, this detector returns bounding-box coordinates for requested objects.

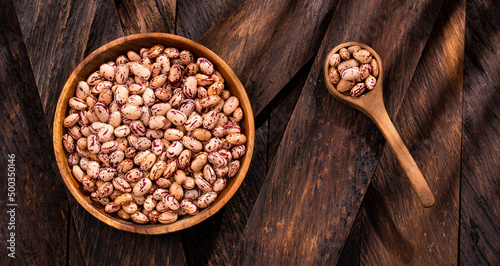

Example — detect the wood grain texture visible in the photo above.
[0,1,69,263]
[13,0,98,129]
[114,0,176,35]
[337,209,362,265]
[230,0,443,264]
[180,120,268,265]
[267,58,313,165]
[199,0,339,116]
[67,202,87,266]
[84,0,125,57]
[176,0,245,41]
[461,0,500,264]
[360,0,464,263]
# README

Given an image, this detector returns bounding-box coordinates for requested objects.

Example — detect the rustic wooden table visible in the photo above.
[1,0,499,265]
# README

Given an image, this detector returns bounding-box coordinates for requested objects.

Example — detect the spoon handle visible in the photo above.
[369,107,435,208]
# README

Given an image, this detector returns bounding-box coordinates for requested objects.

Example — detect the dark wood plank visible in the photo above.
[267,57,314,165]
[176,0,245,41]
[13,0,98,130]
[180,120,269,265]
[114,0,176,35]
[461,0,500,264]
[84,0,125,57]
[230,0,443,264]
[0,0,69,263]
[67,201,87,266]
[337,209,362,266]
[199,0,339,116]
[360,1,464,263]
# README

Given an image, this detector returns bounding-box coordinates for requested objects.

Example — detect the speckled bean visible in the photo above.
[184,112,203,131]
[96,182,114,198]
[370,59,379,77]
[158,211,178,224]
[339,48,350,60]
[186,63,199,76]
[192,128,212,142]
[133,177,153,196]
[168,64,183,87]
[130,121,146,136]
[365,75,377,90]
[200,95,221,108]
[226,133,247,145]
[212,178,226,194]
[108,150,125,167]
[120,104,142,120]
[125,168,143,182]
[197,57,214,75]
[202,110,217,130]
[150,103,172,116]
[336,79,355,93]
[130,63,151,81]
[181,136,203,152]
[169,182,184,201]
[104,202,121,213]
[228,160,240,178]
[183,76,198,98]
[162,195,180,211]
[87,71,103,85]
[196,192,217,208]
[122,201,138,214]
[329,53,341,68]
[338,59,359,74]
[353,49,373,64]
[231,145,246,159]
[87,134,100,154]
[69,97,88,110]
[350,83,366,97]
[203,164,217,184]
[223,96,239,115]
[189,152,208,172]
[163,159,178,178]
[166,109,187,127]
[180,199,199,215]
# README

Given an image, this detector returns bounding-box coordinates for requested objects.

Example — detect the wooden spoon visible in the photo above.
[324,42,435,208]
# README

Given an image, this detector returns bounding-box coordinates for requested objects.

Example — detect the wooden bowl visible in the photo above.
[53,33,255,234]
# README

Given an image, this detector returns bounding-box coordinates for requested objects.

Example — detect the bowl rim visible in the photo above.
[53,32,255,234]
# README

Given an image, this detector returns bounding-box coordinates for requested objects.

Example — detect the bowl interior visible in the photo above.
[53,33,255,234]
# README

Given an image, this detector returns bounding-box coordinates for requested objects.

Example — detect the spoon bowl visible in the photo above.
[324,42,435,208]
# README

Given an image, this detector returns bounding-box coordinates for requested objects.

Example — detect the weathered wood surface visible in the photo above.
[198,0,340,116]
[177,0,246,41]
[231,0,443,264]
[461,0,500,264]
[13,0,98,130]
[114,0,176,35]
[83,0,124,57]
[0,0,69,263]
[360,0,464,264]
[3,0,500,264]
